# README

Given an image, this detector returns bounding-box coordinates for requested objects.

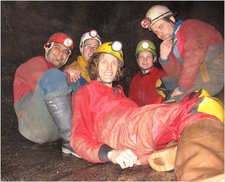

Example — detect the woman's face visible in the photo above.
[97,53,119,87]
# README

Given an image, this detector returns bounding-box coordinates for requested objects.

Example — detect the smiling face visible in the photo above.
[45,43,71,68]
[151,17,175,40]
[80,39,100,61]
[97,53,119,87]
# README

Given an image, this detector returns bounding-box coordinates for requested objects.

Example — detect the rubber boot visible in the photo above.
[148,141,177,172]
[45,92,80,158]
[174,119,224,181]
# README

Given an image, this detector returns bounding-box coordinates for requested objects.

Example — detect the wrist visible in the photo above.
[98,144,114,162]
[159,56,169,63]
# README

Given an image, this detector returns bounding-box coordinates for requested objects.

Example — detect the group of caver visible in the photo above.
[13,5,224,181]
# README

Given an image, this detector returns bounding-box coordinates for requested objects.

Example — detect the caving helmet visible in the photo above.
[80,30,102,47]
[135,40,157,57]
[141,5,175,30]
[45,32,74,51]
[96,41,124,67]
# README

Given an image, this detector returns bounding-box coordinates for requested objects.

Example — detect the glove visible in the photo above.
[107,149,141,169]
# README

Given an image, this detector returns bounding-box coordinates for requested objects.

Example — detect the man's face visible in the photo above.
[151,18,174,40]
[45,43,71,68]
[137,51,154,71]
[97,53,119,86]
[80,39,99,61]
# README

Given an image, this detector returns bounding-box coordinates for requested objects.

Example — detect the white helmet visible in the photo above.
[141,5,175,30]
[79,29,102,47]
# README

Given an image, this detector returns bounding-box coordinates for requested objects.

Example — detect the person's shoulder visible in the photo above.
[183,19,210,26]
[17,56,45,68]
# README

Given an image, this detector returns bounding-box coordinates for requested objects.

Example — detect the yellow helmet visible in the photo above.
[96,41,124,66]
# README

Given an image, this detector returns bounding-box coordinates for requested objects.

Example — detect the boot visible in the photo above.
[148,141,177,172]
[174,119,224,181]
[45,92,80,158]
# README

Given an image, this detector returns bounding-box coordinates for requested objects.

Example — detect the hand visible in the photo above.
[160,38,173,60]
[171,87,183,98]
[107,149,141,169]
[64,67,81,83]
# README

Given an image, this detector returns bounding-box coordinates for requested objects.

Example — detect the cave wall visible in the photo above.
[1,1,224,102]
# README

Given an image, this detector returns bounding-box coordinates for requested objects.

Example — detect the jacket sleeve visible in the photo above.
[18,58,49,90]
[70,87,111,163]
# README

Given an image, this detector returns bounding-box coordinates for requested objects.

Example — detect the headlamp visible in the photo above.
[141,41,149,49]
[89,30,98,38]
[112,41,122,52]
[141,18,151,29]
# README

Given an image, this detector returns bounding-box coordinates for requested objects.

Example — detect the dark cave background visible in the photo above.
[1,0,224,135]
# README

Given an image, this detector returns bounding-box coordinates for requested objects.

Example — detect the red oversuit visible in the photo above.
[71,81,218,164]
[129,67,167,106]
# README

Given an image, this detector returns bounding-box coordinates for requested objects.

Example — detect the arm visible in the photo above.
[177,20,214,90]
[15,57,49,91]
[71,86,141,167]
[71,87,111,163]
[64,61,81,83]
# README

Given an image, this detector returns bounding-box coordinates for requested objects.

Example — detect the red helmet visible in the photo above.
[45,32,74,50]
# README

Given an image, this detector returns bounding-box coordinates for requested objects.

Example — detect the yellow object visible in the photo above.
[96,42,124,66]
[155,78,167,99]
[64,56,91,82]
[197,89,224,122]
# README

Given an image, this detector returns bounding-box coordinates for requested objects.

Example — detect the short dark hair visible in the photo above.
[88,52,124,82]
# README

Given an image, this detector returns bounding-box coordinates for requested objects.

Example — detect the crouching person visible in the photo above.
[13,32,87,157]
[70,41,224,181]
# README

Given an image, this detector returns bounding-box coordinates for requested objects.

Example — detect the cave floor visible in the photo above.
[1,130,175,181]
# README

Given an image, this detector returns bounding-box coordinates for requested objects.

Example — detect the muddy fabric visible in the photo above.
[71,81,219,164]
[45,92,72,149]
[13,56,54,103]
[175,119,224,181]
[159,19,224,95]
[15,84,60,144]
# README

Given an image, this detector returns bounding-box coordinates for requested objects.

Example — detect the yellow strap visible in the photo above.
[200,63,210,82]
